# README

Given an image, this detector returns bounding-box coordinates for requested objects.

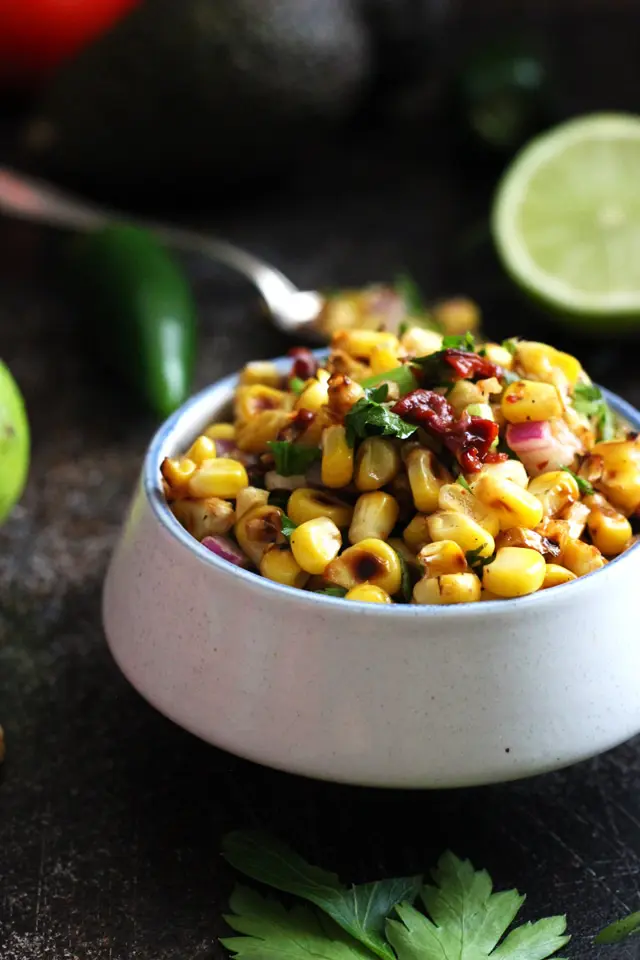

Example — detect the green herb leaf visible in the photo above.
[442,332,476,351]
[596,911,640,945]
[344,387,417,447]
[386,851,570,960]
[560,467,594,496]
[393,548,414,603]
[572,383,616,442]
[267,441,321,477]
[456,475,472,493]
[360,365,419,396]
[280,515,297,539]
[223,831,422,960]
[315,586,348,598]
[289,377,306,395]
[466,546,494,571]
[501,338,519,356]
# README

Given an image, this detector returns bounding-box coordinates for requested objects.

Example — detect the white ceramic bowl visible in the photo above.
[103,356,640,788]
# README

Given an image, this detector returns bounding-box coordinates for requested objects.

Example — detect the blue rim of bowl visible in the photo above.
[144,353,640,615]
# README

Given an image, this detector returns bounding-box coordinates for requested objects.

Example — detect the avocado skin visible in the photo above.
[22,0,372,195]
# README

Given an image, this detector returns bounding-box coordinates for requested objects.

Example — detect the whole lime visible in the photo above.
[0,360,29,523]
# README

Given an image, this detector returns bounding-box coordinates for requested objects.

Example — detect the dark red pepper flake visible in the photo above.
[288,347,318,381]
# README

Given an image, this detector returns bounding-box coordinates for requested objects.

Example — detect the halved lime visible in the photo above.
[492,113,640,322]
[0,360,29,524]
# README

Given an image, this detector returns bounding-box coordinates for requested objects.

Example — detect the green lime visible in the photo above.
[0,360,29,523]
[492,113,640,323]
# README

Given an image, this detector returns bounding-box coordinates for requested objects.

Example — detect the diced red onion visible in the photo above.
[265,471,307,492]
[506,421,553,452]
[213,439,237,457]
[201,536,249,567]
[507,419,582,477]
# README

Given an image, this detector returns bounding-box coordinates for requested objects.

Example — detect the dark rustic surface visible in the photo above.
[1,45,640,960]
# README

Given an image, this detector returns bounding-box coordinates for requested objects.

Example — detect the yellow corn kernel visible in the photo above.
[321,425,354,489]
[287,487,353,528]
[324,538,402,595]
[471,458,529,489]
[295,376,330,413]
[416,540,468,578]
[186,435,217,466]
[592,438,640,515]
[327,374,365,418]
[370,345,402,376]
[585,494,632,556]
[235,410,294,454]
[349,491,399,544]
[235,504,285,566]
[438,483,500,537]
[234,384,291,422]
[400,326,443,357]
[413,572,481,605]
[345,584,393,604]
[562,538,606,577]
[161,456,197,496]
[473,474,543,531]
[432,297,480,335]
[501,379,563,423]
[482,547,546,597]
[388,537,417,565]
[355,437,401,492]
[542,563,577,589]
[515,341,582,388]
[402,513,431,553]
[446,379,483,415]
[527,470,580,518]
[333,329,400,360]
[405,447,451,512]
[239,361,282,388]
[205,422,235,441]
[558,501,590,539]
[260,545,309,588]
[170,497,235,540]
[236,485,269,519]
[187,459,248,500]
[428,511,495,559]
[290,517,342,575]
[483,343,514,369]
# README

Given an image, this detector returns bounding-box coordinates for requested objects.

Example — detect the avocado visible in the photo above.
[21,0,372,196]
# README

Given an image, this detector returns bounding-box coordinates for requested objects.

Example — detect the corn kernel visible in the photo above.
[324,538,402,596]
[558,500,590,539]
[161,456,197,496]
[236,486,269,519]
[405,447,451,512]
[515,341,582,388]
[171,497,235,540]
[473,474,543,531]
[400,327,443,357]
[287,487,353,528]
[416,540,468,578]
[260,545,309,588]
[541,563,577,589]
[483,343,514,369]
[446,379,483,415]
[188,458,248,500]
[413,572,481,605]
[295,376,330,413]
[205,422,236,440]
[428,511,495,559]
[432,298,480,335]
[471,459,529,489]
[562,538,606,577]
[403,513,431,553]
[349,492,399,544]
[333,329,400,359]
[235,504,285,566]
[438,483,500,536]
[321,425,354,489]
[290,517,342,575]
[235,384,291,421]
[239,361,282,388]
[482,547,546,597]
[388,537,417,565]
[236,410,294,453]
[585,494,632,556]
[370,345,402,376]
[186,435,217,466]
[355,437,401,492]
[592,438,640,515]
[327,374,365,417]
[345,584,393,604]
[501,379,563,423]
[527,470,580,517]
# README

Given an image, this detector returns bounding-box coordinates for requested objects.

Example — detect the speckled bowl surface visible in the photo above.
[102,356,640,788]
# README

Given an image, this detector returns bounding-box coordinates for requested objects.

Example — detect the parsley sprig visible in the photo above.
[561,467,594,496]
[344,385,417,447]
[572,383,616,442]
[267,441,321,477]
[442,332,476,351]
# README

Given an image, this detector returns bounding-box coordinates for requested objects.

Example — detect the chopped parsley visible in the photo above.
[344,385,417,447]
[561,467,594,496]
[466,546,494,570]
[501,337,519,356]
[267,441,321,477]
[288,376,306,395]
[279,514,297,539]
[442,332,476,351]
[456,475,473,493]
[360,364,419,395]
[393,547,415,603]
[572,382,616,441]
[314,585,347,598]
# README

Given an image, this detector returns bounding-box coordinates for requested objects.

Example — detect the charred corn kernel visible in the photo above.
[482,547,546,597]
[501,379,563,423]
[290,517,342,575]
[471,458,529,490]
[559,501,590,539]
[527,470,580,517]
[260,545,309,588]
[515,341,582,388]
[405,447,451,512]
[188,459,249,500]
[295,376,330,413]
[592,438,640,515]
[333,329,400,359]
[327,374,365,417]
[413,572,481,605]
[345,584,393,604]
[403,513,432,553]
[236,485,269,519]
[483,343,514,369]
[585,494,632,556]
[433,298,480,335]
[236,410,294,453]
[324,538,402,595]
[287,487,353,528]
[186,435,217,466]
[205,422,235,441]
[349,492,399,544]
[446,379,483,414]
[388,537,417,565]
[562,538,606,577]
[235,384,291,421]
[542,563,577,589]
[235,504,285,566]
[161,456,197,495]
[355,437,401,492]
[370,345,402,376]
[400,326,443,357]
[473,474,543,531]
[321,425,354,489]
[428,511,495,559]
[170,497,235,539]
[535,518,571,559]
[239,361,282,388]
[438,483,500,537]
[417,540,468,578]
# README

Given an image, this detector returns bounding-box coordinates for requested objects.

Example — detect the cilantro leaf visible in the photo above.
[316,586,348,598]
[596,911,640,945]
[466,546,494,571]
[344,387,417,447]
[267,441,321,477]
[457,475,472,493]
[501,338,519,356]
[572,383,616,442]
[223,830,422,960]
[289,377,306,395]
[386,852,570,960]
[280,515,297,539]
[360,365,419,396]
[442,333,475,351]
[393,547,414,603]
[561,467,594,496]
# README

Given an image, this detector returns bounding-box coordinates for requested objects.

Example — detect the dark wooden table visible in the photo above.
[1,105,639,960]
